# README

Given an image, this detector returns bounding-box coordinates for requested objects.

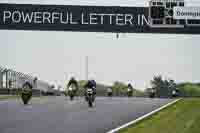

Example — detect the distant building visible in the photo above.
[0,66,51,95]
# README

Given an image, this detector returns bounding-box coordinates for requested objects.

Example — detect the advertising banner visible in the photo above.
[0,3,200,34]
[174,7,200,20]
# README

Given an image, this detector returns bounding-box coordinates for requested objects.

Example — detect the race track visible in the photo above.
[0,97,173,133]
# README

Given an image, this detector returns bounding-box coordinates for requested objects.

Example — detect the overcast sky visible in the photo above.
[0,0,200,90]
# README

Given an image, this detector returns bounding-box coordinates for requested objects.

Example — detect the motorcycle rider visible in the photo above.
[67,77,79,95]
[84,79,97,101]
[127,83,133,97]
[90,79,97,95]
[149,88,156,98]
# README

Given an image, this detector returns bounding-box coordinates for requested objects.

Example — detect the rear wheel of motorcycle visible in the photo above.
[88,100,93,107]
[70,95,74,101]
[92,95,95,102]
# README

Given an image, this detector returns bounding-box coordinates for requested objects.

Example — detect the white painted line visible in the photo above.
[107,98,182,133]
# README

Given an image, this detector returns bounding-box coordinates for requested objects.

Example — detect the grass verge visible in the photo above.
[0,95,19,100]
[0,95,47,101]
[120,98,200,133]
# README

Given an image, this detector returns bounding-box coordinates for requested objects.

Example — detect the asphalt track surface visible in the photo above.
[0,97,173,133]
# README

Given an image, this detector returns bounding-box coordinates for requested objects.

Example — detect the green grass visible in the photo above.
[120,98,200,133]
[0,95,20,100]
[0,95,46,101]
[181,84,200,97]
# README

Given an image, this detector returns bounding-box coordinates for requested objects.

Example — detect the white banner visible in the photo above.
[173,7,200,20]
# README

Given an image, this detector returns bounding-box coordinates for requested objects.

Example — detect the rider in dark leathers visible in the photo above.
[84,80,96,101]
[67,77,79,93]
[128,83,133,90]
[127,83,133,97]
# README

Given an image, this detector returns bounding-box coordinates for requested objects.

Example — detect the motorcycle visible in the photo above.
[149,89,156,98]
[68,86,76,101]
[86,88,94,107]
[172,89,178,98]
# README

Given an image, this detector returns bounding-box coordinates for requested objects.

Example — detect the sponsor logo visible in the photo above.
[174,7,200,20]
